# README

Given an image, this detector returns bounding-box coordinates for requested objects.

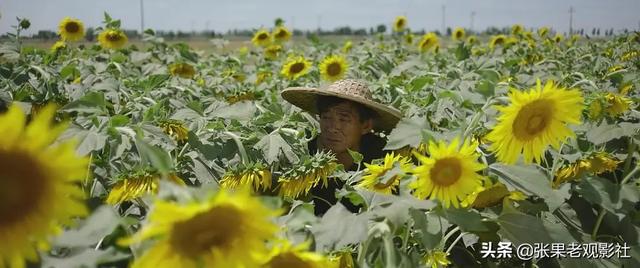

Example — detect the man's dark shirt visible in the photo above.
[307,133,387,216]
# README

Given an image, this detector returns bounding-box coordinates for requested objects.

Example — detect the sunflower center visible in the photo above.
[397,20,405,28]
[326,62,342,76]
[289,62,305,74]
[265,252,313,268]
[258,33,269,40]
[430,158,462,186]
[65,22,80,33]
[456,32,463,38]
[106,32,122,42]
[512,99,553,140]
[276,30,287,38]
[494,38,504,45]
[169,204,243,257]
[0,150,48,228]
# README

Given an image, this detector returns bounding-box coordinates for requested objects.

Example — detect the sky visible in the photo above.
[1,0,639,35]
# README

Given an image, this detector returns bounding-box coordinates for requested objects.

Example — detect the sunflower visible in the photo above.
[319,55,348,82]
[98,29,128,49]
[264,44,282,60]
[538,27,549,38]
[106,171,185,205]
[619,83,634,95]
[466,35,478,45]
[452,27,466,41]
[489,34,507,50]
[50,40,67,53]
[329,251,354,268]
[256,71,272,85]
[272,26,292,43]
[621,50,639,61]
[252,29,272,47]
[58,17,85,41]
[281,56,311,80]
[418,33,439,52]
[0,104,89,268]
[220,163,272,192]
[511,24,524,35]
[278,152,338,199]
[405,33,414,45]
[553,152,620,188]
[342,41,353,53]
[604,92,632,117]
[486,80,584,164]
[226,91,257,104]
[423,250,450,268]
[158,119,189,142]
[262,241,332,268]
[393,16,408,32]
[553,33,564,43]
[358,152,412,195]
[169,63,196,79]
[410,138,485,208]
[124,188,280,268]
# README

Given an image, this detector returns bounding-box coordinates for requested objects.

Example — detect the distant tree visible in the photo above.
[446,27,452,36]
[86,27,95,41]
[274,18,284,27]
[35,30,56,40]
[369,27,374,35]
[596,28,600,35]
[376,24,386,34]
[354,28,367,36]
[592,28,596,35]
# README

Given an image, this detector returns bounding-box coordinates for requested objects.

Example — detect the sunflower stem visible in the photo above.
[620,164,640,185]
[462,97,494,141]
[357,236,373,266]
[591,207,606,241]
[445,231,467,254]
[622,138,636,178]
[549,143,565,180]
[441,226,461,248]
[224,131,249,165]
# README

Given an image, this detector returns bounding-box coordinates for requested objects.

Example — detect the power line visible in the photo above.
[569,6,574,34]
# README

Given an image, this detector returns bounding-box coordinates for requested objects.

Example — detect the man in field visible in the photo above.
[282,79,402,215]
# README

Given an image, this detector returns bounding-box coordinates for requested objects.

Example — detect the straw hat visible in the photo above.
[281,79,402,132]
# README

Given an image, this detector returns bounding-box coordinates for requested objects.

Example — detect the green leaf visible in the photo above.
[61,92,107,114]
[384,116,429,150]
[60,64,80,79]
[475,80,495,98]
[576,176,640,213]
[440,208,490,232]
[490,163,570,211]
[586,123,628,145]
[255,132,296,164]
[496,211,554,245]
[409,208,446,249]
[141,74,170,91]
[53,206,120,247]
[347,149,363,164]
[135,137,174,173]
[311,204,369,251]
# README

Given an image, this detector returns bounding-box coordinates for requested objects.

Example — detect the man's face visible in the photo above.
[319,101,373,154]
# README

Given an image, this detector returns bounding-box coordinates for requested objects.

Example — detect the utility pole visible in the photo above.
[569,6,574,35]
[441,5,446,34]
[470,11,476,32]
[139,0,145,36]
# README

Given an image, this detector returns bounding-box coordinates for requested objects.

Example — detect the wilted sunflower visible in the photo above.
[0,104,89,268]
[58,17,85,41]
[423,250,450,268]
[511,24,524,35]
[98,29,128,49]
[272,26,292,42]
[106,170,185,205]
[358,152,412,195]
[619,83,634,95]
[169,63,196,79]
[261,241,332,268]
[452,27,466,41]
[486,80,584,164]
[50,40,67,53]
[393,16,408,32]
[264,44,282,60]
[489,34,507,50]
[319,55,348,82]
[553,152,620,188]
[278,152,339,199]
[538,27,549,38]
[281,56,311,80]
[123,189,279,268]
[220,163,272,192]
[342,40,353,53]
[252,29,272,47]
[418,33,439,52]
[410,138,485,208]
[158,119,189,142]
[461,177,526,208]
[226,91,257,104]
[621,50,639,61]
[604,92,632,117]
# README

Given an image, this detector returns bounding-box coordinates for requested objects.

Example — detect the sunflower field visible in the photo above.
[1,14,639,268]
